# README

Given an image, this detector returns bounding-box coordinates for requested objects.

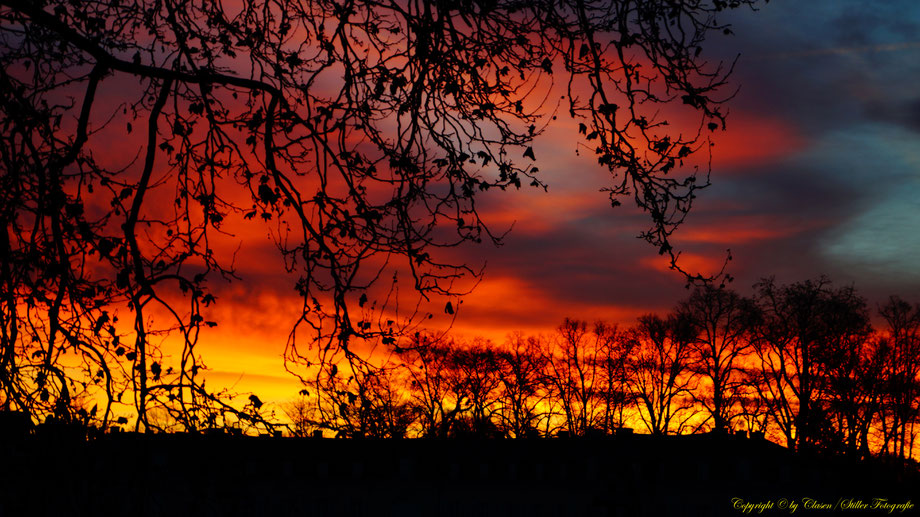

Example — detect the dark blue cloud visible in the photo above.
[692,0,920,301]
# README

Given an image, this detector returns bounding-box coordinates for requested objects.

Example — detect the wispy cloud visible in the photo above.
[753,41,920,61]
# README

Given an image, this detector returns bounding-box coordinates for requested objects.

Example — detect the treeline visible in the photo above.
[295,277,919,460]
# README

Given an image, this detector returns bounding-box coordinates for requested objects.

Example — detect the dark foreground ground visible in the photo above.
[0,432,916,517]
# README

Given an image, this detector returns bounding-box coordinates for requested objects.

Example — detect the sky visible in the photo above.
[195,0,920,404]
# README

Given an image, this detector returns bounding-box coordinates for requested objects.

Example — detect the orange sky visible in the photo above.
[26,0,920,420]
[177,103,808,408]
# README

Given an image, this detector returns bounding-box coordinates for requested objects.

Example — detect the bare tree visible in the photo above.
[877,297,920,459]
[400,334,466,438]
[449,339,503,437]
[679,285,757,433]
[494,334,551,438]
[627,313,697,435]
[544,319,608,436]
[595,322,634,432]
[308,361,414,438]
[282,390,320,438]
[736,374,771,437]
[751,277,871,452]
[821,333,888,457]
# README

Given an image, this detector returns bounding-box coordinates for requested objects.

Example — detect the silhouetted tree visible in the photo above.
[627,313,697,435]
[310,362,414,438]
[265,287,918,456]
[0,0,757,426]
[449,340,503,437]
[494,334,551,438]
[751,277,871,452]
[282,390,320,438]
[400,334,466,438]
[545,319,608,436]
[736,377,771,436]
[679,285,758,433]
[823,333,888,457]
[877,297,920,460]
[596,322,635,432]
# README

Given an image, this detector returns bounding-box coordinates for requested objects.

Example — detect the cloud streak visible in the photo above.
[753,41,920,61]
[184,0,920,404]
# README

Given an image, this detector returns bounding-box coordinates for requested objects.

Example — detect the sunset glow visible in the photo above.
[2,0,919,470]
